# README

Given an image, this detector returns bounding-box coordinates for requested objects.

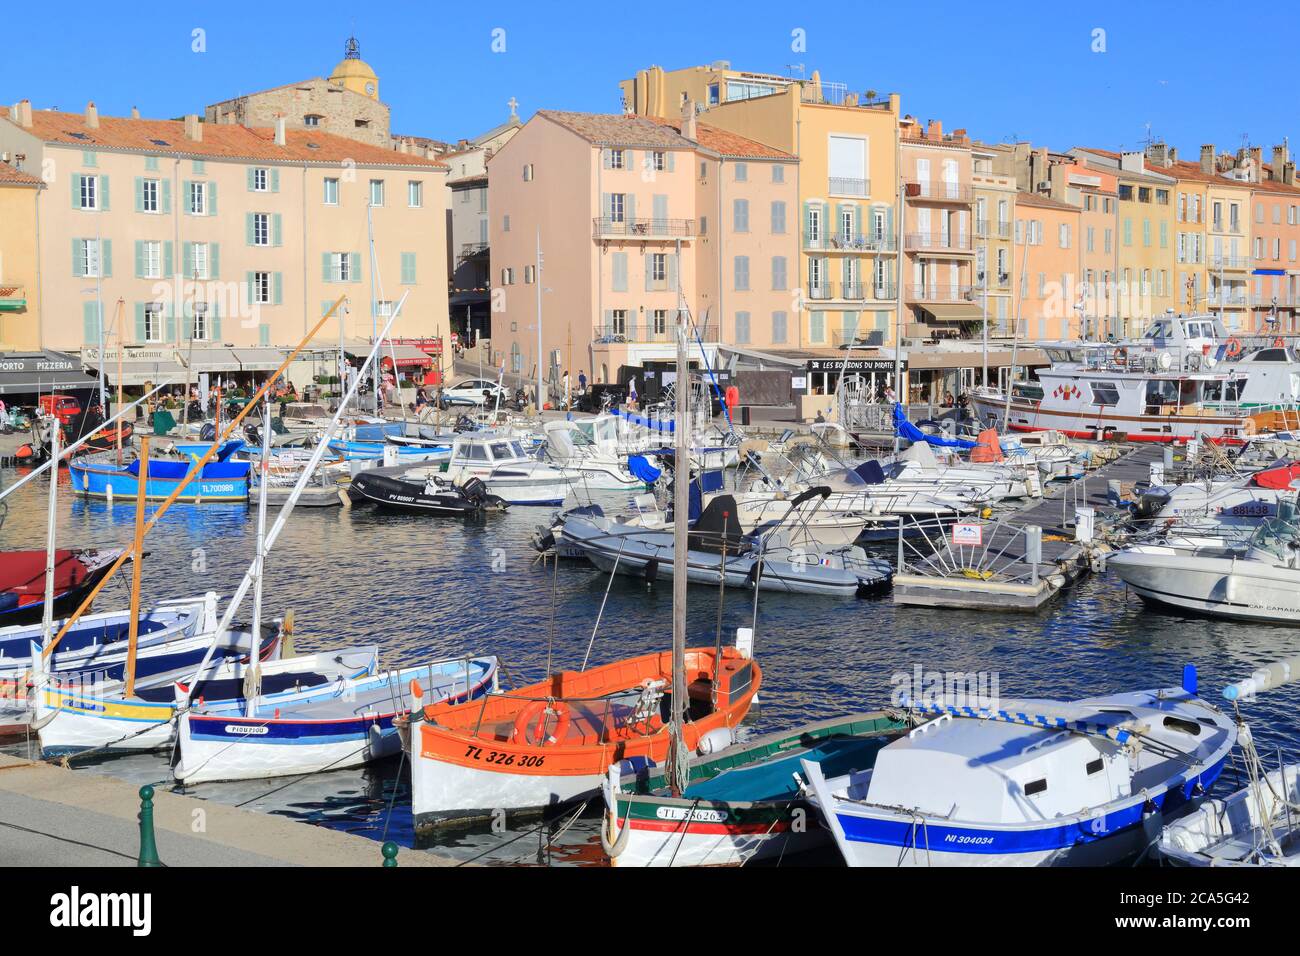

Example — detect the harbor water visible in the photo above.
[4,466,1300,865]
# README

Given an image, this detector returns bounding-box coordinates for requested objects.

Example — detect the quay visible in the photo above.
[0,754,458,867]
[891,443,1167,611]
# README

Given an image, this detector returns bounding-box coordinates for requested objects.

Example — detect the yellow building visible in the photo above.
[0,161,43,350]
[970,145,1016,341]
[329,37,380,100]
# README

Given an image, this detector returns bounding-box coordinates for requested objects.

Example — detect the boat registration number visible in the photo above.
[463,745,546,768]
[656,806,728,823]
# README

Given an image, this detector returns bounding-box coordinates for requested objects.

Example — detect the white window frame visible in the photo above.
[143,302,163,343]
[324,178,340,205]
[369,179,385,207]
[334,253,352,283]
[189,181,207,216]
[142,240,162,279]
[253,271,271,304]
[192,302,210,342]
[253,168,269,192]
[141,178,159,213]
[408,180,423,208]
[82,239,101,277]
[191,242,210,280]
[253,213,270,247]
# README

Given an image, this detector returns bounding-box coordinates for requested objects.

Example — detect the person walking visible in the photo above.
[562,370,572,410]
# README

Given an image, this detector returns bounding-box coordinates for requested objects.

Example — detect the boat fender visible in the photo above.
[696,727,734,756]
[643,559,659,583]
[600,766,630,860]
[514,699,571,746]
[409,678,424,711]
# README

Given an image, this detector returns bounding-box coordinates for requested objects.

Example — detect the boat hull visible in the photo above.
[68,460,249,502]
[969,393,1251,445]
[1107,548,1300,625]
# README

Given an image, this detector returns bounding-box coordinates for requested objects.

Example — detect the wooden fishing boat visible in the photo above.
[0,548,125,626]
[68,440,250,502]
[405,645,761,829]
[602,711,906,867]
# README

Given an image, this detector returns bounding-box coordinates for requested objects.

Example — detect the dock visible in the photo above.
[891,443,1166,611]
[0,754,458,867]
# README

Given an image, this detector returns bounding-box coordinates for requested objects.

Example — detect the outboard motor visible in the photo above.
[453,414,476,433]
[199,422,217,442]
[461,476,489,504]
[244,423,263,447]
[1133,489,1172,520]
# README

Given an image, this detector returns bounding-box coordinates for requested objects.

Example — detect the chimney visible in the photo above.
[1199,144,1215,174]
[1285,162,1297,186]
[12,99,32,128]
[1273,143,1290,178]
[680,98,697,141]
[84,101,99,129]
[926,119,943,141]
[130,106,140,119]
[1169,146,1178,164]
[1145,142,1169,168]
[888,93,901,115]
[274,116,286,146]
[184,114,202,142]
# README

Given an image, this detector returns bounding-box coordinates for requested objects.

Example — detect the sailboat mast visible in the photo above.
[123,437,149,698]
[244,398,272,715]
[667,292,691,797]
[40,424,60,645]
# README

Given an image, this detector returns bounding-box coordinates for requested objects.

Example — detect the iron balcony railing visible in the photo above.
[458,242,489,261]
[906,283,976,302]
[1252,292,1297,307]
[1210,255,1251,270]
[828,176,870,197]
[808,281,897,302]
[591,322,673,344]
[807,280,835,301]
[1207,290,1249,307]
[592,217,695,239]
[905,181,974,202]
[830,328,887,348]
[804,232,897,252]
[905,232,974,251]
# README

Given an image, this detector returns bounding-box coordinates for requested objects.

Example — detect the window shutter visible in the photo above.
[101,240,112,277]
[165,308,177,343]
[82,302,98,343]
[602,149,612,170]
[247,168,256,191]
[272,214,282,247]
[98,175,110,211]
[72,239,83,277]
[246,272,254,306]
[183,302,194,339]
[212,302,222,341]
[667,253,678,292]
[626,194,636,223]
[271,169,280,193]
[207,182,217,216]
[666,151,675,172]
[601,192,611,220]
[161,179,171,213]
[644,253,653,291]
[134,241,145,279]
[71,174,81,209]
[273,272,283,305]
[210,243,220,278]
[134,177,144,213]
[163,241,173,279]
[611,252,627,292]
[246,213,255,245]
[259,323,270,346]
[134,303,147,341]
[349,252,361,281]
[181,242,193,278]
[626,150,635,169]
[603,310,613,334]
[322,253,332,282]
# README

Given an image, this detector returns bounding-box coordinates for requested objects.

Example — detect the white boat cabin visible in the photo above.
[449,434,533,468]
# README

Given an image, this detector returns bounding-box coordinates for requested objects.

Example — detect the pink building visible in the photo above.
[487,109,797,392]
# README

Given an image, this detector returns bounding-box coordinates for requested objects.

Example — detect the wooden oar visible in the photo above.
[123,437,149,697]
[42,296,349,659]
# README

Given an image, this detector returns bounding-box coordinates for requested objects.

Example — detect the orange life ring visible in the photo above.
[1274,337,1286,349]
[1225,337,1243,358]
[1114,347,1128,363]
[513,700,571,747]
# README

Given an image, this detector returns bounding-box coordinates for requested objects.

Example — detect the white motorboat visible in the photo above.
[542,420,652,492]
[802,675,1236,867]
[433,433,573,505]
[1107,505,1300,624]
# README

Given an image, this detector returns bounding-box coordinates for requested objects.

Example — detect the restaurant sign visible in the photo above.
[806,358,908,373]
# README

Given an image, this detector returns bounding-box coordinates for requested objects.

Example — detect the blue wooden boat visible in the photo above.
[172,439,247,459]
[68,440,250,502]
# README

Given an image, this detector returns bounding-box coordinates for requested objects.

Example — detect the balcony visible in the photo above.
[906,283,976,303]
[0,285,28,312]
[592,217,695,240]
[458,242,489,263]
[828,176,870,198]
[1210,255,1250,271]
[830,328,887,348]
[1252,292,1298,307]
[591,322,672,345]
[1207,290,1249,308]
[975,220,1012,239]
[806,281,896,303]
[807,280,835,301]
[803,232,897,253]
[974,274,1013,291]
[905,232,974,253]
[905,181,974,203]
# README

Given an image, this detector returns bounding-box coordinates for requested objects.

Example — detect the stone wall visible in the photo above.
[206,80,390,149]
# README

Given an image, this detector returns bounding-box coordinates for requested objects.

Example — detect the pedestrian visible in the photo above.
[627,376,638,411]
[883,384,896,405]
[562,370,571,410]
[578,369,588,397]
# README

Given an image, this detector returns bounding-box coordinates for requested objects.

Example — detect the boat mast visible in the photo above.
[667,288,691,797]
[1001,224,1032,430]
[244,398,273,714]
[123,437,149,698]
[39,424,60,646]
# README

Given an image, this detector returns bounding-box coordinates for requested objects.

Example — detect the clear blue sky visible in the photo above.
[6,0,1297,155]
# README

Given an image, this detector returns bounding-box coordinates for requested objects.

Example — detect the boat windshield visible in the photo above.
[1248,508,1300,563]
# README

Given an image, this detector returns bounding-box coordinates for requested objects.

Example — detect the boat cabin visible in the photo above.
[449,434,532,467]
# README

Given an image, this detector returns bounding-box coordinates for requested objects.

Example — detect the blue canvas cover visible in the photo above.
[892,403,977,449]
[627,454,662,484]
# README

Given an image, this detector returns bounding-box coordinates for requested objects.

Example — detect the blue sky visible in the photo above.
[6,0,1297,154]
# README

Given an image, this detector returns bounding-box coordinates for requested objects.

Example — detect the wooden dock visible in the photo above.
[891,443,1167,611]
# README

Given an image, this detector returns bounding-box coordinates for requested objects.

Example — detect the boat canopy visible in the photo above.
[893,403,977,450]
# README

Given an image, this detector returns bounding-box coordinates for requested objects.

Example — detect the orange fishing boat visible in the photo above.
[405,645,760,829]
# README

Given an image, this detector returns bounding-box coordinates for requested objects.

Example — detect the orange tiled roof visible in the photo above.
[0,106,446,170]
[647,117,795,161]
[0,160,41,186]
[1165,159,1251,190]
[1015,190,1078,212]
[537,110,694,149]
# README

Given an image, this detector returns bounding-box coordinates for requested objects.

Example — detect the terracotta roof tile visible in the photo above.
[0,106,446,169]
[537,110,693,149]
[647,117,795,160]
[0,160,42,186]
[1016,190,1078,212]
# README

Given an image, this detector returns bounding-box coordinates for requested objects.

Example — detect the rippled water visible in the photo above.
[4,463,1300,866]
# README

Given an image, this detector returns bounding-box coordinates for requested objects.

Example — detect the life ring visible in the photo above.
[1114,347,1128,364]
[1225,337,1243,358]
[1274,337,1286,349]
[513,699,571,746]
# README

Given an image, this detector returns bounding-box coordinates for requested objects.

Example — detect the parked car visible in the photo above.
[442,379,507,407]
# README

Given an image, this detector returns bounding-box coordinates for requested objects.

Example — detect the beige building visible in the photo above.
[206,37,392,149]
[487,109,798,391]
[970,145,1016,341]
[0,99,448,381]
[0,160,44,351]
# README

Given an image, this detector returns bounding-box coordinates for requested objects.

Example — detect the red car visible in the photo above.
[38,393,82,425]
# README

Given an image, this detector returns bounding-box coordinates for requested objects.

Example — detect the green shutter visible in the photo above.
[211,303,222,341]
[273,272,283,305]
[270,169,280,193]
[666,151,675,173]
[71,174,81,209]
[101,239,112,277]
[99,175,110,211]
[82,302,99,343]
[134,303,146,342]
[272,213,282,247]
[400,252,416,284]
[182,242,193,278]
[161,179,171,214]
[322,253,332,282]
[246,213,256,245]
[165,309,176,343]
[645,253,653,291]
[602,149,612,170]
[182,302,194,339]
[163,241,173,278]
[245,272,254,306]
[182,181,192,214]
[134,240,145,279]
[348,252,361,282]
[72,239,83,277]
[210,242,220,279]
[247,168,257,191]
[134,177,144,213]
[259,323,271,346]
[207,182,217,216]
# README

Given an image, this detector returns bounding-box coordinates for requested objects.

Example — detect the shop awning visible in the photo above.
[230,347,289,371]
[0,351,99,396]
[922,302,983,322]
[0,285,27,313]
[82,356,189,387]
[378,345,434,368]
[176,347,244,374]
